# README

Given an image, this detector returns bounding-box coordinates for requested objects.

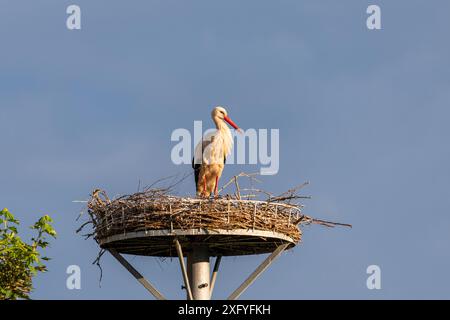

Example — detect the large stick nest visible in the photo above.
[89,190,305,242]
[84,174,350,246]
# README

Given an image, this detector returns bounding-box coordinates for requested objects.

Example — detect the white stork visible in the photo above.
[192,106,241,198]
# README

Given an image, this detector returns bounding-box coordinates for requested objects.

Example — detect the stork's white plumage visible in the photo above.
[192,106,241,198]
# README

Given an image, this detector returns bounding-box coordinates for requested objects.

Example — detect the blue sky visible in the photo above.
[1,0,449,299]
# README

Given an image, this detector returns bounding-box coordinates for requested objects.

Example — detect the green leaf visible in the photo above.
[8,226,18,234]
[1,208,19,224]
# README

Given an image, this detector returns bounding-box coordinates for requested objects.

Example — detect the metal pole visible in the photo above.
[209,255,222,297]
[108,249,166,300]
[187,245,211,300]
[227,243,289,300]
[174,239,193,300]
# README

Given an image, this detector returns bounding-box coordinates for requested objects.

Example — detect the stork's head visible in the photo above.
[212,106,241,132]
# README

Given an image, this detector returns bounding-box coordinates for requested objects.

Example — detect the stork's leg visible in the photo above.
[202,175,208,198]
[214,176,219,198]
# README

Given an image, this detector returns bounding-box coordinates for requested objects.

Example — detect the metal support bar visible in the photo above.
[174,239,193,300]
[227,243,289,300]
[108,249,166,300]
[209,255,222,296]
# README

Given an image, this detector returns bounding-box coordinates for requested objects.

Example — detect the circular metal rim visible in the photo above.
[99,228,296,245]
[98,228,297,257]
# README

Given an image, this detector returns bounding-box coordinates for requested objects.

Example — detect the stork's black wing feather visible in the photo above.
[192,157,201,187]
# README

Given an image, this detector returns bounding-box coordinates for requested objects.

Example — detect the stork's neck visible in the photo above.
[213,117,230,133]
[213,116,233,156]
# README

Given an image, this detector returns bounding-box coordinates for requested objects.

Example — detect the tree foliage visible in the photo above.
[0,208,56,300]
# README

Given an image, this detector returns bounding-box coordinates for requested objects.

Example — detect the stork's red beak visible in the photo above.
[224,115,240,131]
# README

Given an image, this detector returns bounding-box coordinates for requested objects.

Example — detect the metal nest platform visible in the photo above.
[99,228,296,257]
